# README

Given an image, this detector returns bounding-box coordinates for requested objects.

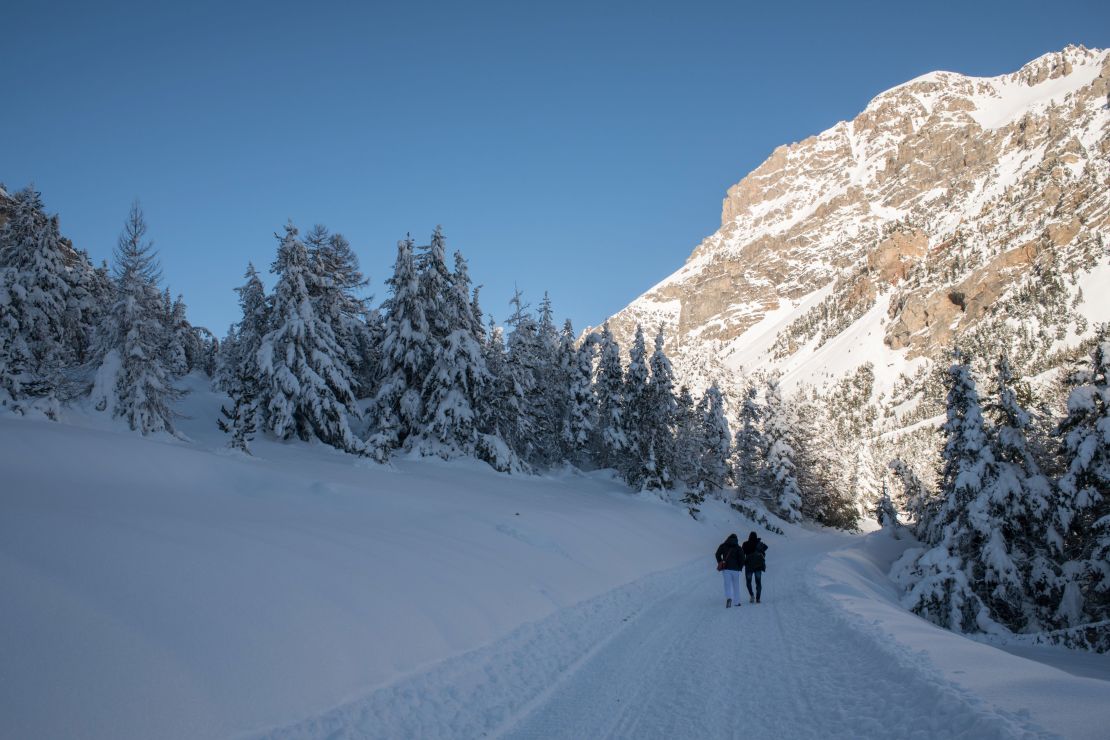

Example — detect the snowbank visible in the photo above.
[0,406,730,740]
[810,531,1110,740]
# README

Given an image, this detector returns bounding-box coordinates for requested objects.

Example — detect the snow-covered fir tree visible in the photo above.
[475,321,521,472]
[0,187,94,408]
[981,355,1063,631]
[368,235,430,459]
[564,331,597,467]
[91,202,183,434]
[256,222,363,454]
[874,483,901,537]
[217,383,257,454]
[418,238,490,459]
[306,225,377,394]
[795,391,858,530]
[528,293,565,467]
[592,323,627,471]
[216,263,269,453]
[849,440,882,520]
[692,384,732,495]
[621,325,652,487]
[889,457,933,528]
[672,384,699,486]
[893,357,1003,634]
[161,290,190,377]
[502,290,542,464]
[554,319,581,463]
[762,378,802,522]
[641,326,678,490]
[733,383,767,498]
[1055,329,1110,628]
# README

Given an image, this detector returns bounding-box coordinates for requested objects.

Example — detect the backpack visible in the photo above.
[746,543,766,571]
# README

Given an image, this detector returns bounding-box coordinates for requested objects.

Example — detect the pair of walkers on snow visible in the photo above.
[715,532,767,608]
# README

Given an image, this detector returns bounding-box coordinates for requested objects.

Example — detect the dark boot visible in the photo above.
[726,598,732,608]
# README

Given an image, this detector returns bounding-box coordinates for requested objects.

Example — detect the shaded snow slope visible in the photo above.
[0,382,721,740]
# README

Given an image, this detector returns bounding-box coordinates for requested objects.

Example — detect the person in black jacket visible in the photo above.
[715,533,745,608]
[742,531,768,603]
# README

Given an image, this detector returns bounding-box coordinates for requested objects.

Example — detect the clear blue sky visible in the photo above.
[4,0,1109,335]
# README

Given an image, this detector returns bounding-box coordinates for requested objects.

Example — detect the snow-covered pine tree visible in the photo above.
[474,320,522,472]
[503,290,552,465]
[417,226,453,345]
[0,187,85,408]
[849,438,882,522]
[68,255,114,368]
[565,331,598,467]
[307,226,377,395]
[171,295,206,375]
[161,289,189,377]
[554,319,580,463]
[217,384,256,453]
[672,384,699,487]
[256,222,363,453]
[795,392,858,530]
[593,323,628,471]
[469,282,486,345]
[762,378,802,522]
[693,384,732,496]
[417,238,490,459]
[622,325,651,487]
[452,251,483,340]
[529,293,565,467]
[733,383,767,499]
[892,357,1001,634]
[1055,329,1110,628]
[641,326,678,490]
[889,457,933,529]
[92,202,183,434]
[981,355,1062,631]
[216,263,269,453]
[368,235,430,460]
[874,483,901,536]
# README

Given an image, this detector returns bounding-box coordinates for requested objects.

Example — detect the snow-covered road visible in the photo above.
[262,531,1066,740]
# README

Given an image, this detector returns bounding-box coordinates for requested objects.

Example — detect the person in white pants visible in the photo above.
[714,533,746,608]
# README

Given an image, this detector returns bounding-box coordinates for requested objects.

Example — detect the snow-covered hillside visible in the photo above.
[2,378,1107,739]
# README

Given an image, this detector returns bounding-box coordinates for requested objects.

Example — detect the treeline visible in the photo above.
[0,187,813,521]
[0,188,214,428]
[887,346,1109,650]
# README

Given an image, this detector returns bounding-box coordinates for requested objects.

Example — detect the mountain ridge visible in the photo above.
[593,45,1110,407]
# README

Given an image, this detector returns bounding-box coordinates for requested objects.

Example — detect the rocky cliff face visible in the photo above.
[596,46,1110,401]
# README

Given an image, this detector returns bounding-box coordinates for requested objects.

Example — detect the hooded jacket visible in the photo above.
[742,536,768,571]
[715,535,745,571]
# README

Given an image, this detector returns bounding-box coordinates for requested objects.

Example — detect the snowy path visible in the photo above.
[259,532,1056,740]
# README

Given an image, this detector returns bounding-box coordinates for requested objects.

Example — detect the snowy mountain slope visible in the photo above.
[3,378,1108,739]
[597,46,1110,401]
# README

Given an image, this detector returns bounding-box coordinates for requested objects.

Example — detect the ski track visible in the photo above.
[257,536,1058,740]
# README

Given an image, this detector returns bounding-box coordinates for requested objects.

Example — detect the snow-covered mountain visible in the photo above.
[597,46,1110,401]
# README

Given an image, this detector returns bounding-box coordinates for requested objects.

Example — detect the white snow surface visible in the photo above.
[2,377,1107,739]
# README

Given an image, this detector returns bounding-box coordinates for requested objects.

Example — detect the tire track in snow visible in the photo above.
[254,559,706,740]
[258,533,1058,740]
[498,534,1058,740]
